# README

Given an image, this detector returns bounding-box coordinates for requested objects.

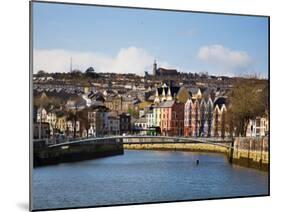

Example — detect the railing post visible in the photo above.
[247,138,252,167]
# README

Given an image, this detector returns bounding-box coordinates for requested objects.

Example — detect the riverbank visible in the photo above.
[124,143,228,154]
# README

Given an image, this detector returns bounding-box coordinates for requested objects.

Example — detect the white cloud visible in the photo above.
[197,44,253,75]
[33,47,156,75]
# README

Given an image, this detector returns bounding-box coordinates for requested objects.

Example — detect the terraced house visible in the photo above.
[152,100,184,136]
[184,94,227,138]
[212,97,227,138]
[184,96,214,137]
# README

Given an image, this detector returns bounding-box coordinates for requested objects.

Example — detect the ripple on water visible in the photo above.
[32,150,269,210]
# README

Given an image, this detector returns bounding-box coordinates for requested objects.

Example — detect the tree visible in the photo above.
[70,69,83,81]
[225,107,234,137]
[85,67,95,74]
[127,108,139,118]
[37,70,46,77]
[227,79,268,136]
[199,102,206,136]
[34,92,63,110]
[85,67,99,78]
[77,108,91,138]
[66,110,77,139]
[65,96,83,139]
[221,110,226,138]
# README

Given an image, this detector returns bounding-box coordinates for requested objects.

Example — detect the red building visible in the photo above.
[159,100,184,136]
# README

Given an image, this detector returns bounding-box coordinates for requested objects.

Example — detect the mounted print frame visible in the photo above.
[30,0,270,211]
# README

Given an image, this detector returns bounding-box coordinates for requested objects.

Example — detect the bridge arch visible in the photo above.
[49,135,233,149]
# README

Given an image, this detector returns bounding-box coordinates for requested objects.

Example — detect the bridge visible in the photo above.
[48,135,234,149]
[34,136,235,166]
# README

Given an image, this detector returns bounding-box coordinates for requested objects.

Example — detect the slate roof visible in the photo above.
[158,100,175,108]
[156,68,178,75]
[188,87,199,95]
[88,91,105,102]
[34,90,78,102]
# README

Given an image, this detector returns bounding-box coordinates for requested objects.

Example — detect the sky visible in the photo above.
[32,2,269,78]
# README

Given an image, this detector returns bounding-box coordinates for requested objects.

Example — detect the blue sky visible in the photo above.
[33,2,269,78]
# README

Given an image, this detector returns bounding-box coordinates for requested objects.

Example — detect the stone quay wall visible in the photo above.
[123,136,269,171]
[231,137,269,171]
[124,143,229,154]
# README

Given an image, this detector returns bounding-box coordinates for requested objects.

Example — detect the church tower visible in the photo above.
[153,59,157,76]
[70,57,73,72]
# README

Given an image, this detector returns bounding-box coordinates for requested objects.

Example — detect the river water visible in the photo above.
[32,150,268,210]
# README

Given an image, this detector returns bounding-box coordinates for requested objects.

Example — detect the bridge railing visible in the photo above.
[48,135,233,149]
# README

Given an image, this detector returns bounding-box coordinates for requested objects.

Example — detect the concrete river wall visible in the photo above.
[33,139,124,167]
[230,137,269,171]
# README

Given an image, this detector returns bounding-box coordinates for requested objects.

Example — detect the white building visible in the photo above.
[37,107,48,123]
[46,111,57,136]
[246,116,269,137]
[36,108,57,136]
[146,111,154,128]
[134,117,147,135]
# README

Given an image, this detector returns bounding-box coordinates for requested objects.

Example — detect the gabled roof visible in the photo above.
[34,90,78,102]
[89,92,105,102]
[157,86,180,97]
[201,88,216,101]
[188,87,199,95]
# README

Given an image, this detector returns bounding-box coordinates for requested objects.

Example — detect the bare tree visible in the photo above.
[227,79,268,136]
[77,108,91,138]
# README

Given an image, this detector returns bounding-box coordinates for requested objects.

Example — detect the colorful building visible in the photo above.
[184,95,219,137]
[157,100,184,136]
[212,97,227,138]
[154,84,189,104]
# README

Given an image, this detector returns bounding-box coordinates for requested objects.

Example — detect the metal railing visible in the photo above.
[48,135,233,149]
